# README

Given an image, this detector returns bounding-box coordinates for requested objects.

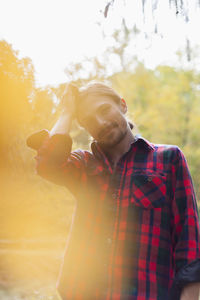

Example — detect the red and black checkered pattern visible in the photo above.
[31,131,200,300]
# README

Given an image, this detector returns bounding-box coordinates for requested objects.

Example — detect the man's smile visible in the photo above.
[98,123,117,139]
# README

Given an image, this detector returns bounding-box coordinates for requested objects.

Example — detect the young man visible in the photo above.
[27,82,200,300]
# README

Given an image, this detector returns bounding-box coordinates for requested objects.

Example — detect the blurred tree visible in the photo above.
[103,0,197,22]
[64,19,140,81]
[0,40,34,169]
[102,0,197,66]
[0,41,75,289]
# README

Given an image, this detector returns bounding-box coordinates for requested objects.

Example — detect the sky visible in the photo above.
[1,0,200,87]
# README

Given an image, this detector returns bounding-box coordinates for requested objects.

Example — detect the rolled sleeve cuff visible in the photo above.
[26,130,72,153]
[26,129,49,150]
[170,258,200,300]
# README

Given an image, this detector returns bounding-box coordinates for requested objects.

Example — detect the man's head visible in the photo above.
[78,82,122,107]
[75,82,132,148]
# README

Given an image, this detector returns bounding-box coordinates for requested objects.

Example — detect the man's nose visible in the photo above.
[95,115,107,128]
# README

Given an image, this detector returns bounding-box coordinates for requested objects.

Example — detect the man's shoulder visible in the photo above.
[151,142,180,152]
[151,141,183,160]
[136,137,185,168]
[138,136,182,156]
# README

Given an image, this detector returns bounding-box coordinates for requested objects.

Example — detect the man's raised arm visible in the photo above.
[50,84,77,136]
[27,84,85,191]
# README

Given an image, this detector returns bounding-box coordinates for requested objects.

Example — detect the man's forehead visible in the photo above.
[82,94,115,104]
[78,94,117,114]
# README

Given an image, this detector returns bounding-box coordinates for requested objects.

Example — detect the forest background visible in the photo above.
[1,1,200,299]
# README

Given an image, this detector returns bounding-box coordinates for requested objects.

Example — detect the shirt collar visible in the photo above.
[90,141,113,174]
[133,134,155,151]
[90,135,154,175]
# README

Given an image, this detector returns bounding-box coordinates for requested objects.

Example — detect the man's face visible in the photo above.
[77,95,128,148]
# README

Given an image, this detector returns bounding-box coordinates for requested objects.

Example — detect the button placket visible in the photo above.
[105,170,120,270]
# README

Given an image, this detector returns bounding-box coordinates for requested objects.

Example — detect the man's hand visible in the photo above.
[50,83,79,136]
[180,282,200,300]
[61,83,79,118]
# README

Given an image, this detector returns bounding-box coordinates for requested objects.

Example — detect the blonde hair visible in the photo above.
[79,81,121,105]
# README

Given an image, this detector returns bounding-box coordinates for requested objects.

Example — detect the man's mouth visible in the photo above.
[98,124,117,139]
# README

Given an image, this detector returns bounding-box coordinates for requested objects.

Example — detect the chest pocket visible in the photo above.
[130,172,167,209]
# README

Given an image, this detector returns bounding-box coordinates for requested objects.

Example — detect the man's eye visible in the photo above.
[101,106,110,114]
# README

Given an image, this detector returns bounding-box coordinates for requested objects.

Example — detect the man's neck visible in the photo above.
[100,127,135,168]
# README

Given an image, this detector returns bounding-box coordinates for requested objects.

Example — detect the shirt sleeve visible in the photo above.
[27,130,86,196]
[170,147,200,299]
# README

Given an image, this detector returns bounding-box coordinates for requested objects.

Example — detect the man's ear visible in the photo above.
[120,98,127,114]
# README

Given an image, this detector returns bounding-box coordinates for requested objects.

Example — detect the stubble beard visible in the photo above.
[98,126,127,149]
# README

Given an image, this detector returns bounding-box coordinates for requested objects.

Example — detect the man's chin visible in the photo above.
[99,135,124,148]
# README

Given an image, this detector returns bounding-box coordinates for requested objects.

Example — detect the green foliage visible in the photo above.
[0,40,34,152]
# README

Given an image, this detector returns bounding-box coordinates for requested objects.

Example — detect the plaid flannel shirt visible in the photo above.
[28,131,200,300]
